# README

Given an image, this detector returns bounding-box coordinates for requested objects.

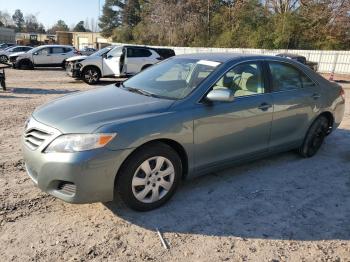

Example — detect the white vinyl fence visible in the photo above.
[113,43,350,75]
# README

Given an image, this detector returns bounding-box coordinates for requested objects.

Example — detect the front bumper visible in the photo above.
[66,63,82,78]
[22,118,133,204]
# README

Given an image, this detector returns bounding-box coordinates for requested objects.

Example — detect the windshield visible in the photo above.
[27,46,42,53]
[3,46,14,51]
[122,58,221,99]
[106,46,123,58]
[90,46,113,57]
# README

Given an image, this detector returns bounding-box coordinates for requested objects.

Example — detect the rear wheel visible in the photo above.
[298,116,329,158]
[82,67,100,85]
[0,55,8,64]
[116,142,182,211]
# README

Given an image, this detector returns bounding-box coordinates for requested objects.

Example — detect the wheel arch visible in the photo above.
[82,65,102,76]
[114,138,189,187]
[318,111,334,134]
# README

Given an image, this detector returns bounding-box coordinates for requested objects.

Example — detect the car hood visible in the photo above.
[9,51,25,57]
[33,85,175,133]
[66,55,88,62]
[17,53,31,59]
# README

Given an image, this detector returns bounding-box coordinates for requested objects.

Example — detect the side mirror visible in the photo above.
[206,88,234,102]
[33,52,38,55]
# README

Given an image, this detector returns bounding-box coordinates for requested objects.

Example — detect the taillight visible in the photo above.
[340,87,345,100]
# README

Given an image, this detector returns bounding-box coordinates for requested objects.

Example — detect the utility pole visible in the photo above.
[207,0,210,42]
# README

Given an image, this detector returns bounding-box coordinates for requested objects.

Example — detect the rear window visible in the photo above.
[269,61,316,91]
[51,47,65,54]
[155,49,175,59]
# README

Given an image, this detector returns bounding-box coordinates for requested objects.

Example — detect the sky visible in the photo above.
[0,0,105,29]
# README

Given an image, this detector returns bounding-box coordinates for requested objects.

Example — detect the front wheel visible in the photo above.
[117,143,182,211]
[298,116,329,158]
[82,67,100,85]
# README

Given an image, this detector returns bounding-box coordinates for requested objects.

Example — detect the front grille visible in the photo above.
[57,182,76,196]
[24,128,52,150]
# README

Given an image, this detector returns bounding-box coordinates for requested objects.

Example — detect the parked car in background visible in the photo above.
[276,53,318,71]
[15,45,79,69]
[9,48,34,67]
[73,45,175,84]
[0,46,33,64]
[0,43,15,50]
[22,54,345,211]
[66,46,115,78]
[79,47,97,56]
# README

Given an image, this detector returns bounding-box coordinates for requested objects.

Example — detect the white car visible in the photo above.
[66,46,114,78]
[72,45,175,84]
[0,46,33,64]
[15,45,79,69]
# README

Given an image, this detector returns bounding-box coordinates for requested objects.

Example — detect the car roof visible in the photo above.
[173,53,291,63]
[276,53,304,58]
[37,45,73,48]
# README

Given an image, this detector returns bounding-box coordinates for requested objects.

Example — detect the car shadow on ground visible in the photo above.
[105,128,350,241]
[11,87,79,95]
[32,67,64,71]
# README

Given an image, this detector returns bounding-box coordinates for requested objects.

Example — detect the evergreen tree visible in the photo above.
[12,9,24,32]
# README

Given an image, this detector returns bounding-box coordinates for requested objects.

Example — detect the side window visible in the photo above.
[269,62,302,91]
[24,47,32,51]
[300,72,316,88]
[37,48,49,55]
[51,47,65,54]
[12,47,21,52]
[213,62,264,97]
[64,47,72,53]
[127,48,152,58]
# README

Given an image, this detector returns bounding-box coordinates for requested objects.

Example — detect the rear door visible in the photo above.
[126,48,154,74]
[267,60,321,149]
[51,47,72,64]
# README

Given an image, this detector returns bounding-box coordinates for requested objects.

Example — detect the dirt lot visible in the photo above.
[0,68,350,262]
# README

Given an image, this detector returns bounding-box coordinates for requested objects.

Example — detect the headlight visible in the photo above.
[45,133,116,153]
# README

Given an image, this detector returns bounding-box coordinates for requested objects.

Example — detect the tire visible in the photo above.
[1,79,5,91]
[298,116,329,158]
[116,142,182,211]
[0,55,8,64]
[17,59,34,70]
[61,60,67,69]
[82,67,101,85]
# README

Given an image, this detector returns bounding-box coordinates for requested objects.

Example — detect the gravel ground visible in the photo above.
[0,68,350,262]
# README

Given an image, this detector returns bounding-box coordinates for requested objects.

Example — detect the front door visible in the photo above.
[102,46,123,77]
[194,61,273,171]
[33,47,51,65]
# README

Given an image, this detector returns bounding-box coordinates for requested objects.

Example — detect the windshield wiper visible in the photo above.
[122,85,157,97]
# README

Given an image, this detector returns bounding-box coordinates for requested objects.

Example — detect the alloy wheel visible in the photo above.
[85,69,99,83]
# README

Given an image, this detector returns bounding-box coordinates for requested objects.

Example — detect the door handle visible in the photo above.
[258,102,272,111]
[312,93,320,99]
